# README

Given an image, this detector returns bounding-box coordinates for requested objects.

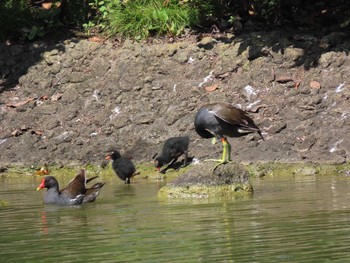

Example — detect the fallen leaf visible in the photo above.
[310,80,321,89]
[88,36,105,43]
[6,98,35,108]
[35,165,49,176]
[42,2,52,9]
[204,84,219,92]
[42,1,61,9]
[51,93,63,101]
[31,130,43,136]
[40,95,49,100]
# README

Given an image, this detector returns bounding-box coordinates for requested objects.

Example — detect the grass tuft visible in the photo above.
[107,0,199,39]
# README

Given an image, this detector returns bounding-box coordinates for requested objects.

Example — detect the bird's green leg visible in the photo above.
[204,137,231,170]
[226,141,232,162]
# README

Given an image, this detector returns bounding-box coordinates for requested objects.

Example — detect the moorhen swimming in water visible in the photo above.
[154,136,190,174]
[105,150,136,184]
[61,169,105,203]
[37,170,105,205]
[194,102,264,169]
[36,176,85,205]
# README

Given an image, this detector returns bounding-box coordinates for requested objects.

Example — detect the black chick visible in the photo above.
[106,150,136,184]
[154,136,190,174]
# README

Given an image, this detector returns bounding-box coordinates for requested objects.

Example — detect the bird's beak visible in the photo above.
[156,167,160,172]
[36,180,45,191]
[105,155,112,160]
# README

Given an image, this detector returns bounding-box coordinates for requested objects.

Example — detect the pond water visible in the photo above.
[1,173,350,262]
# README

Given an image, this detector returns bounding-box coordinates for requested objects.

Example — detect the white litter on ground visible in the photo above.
[329,139,343,153]
[198,70,214,88]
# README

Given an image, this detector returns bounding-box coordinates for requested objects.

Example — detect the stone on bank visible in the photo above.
[158,162,253,198]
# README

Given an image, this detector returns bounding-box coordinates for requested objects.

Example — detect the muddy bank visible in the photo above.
[0,30,349,167]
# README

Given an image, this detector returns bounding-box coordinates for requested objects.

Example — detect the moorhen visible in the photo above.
[106,150,136,184]
[194,102,264,169]
[37,170,105,205]
[36,176,85,205]
[61,169,105,203]
[154,136,190,174]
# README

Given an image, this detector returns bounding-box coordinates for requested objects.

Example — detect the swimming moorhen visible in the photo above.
[61,169,105,203]
[194,102,264,169]
[105,150,136,184]
[36,176,85,205]
[154,136,190,174]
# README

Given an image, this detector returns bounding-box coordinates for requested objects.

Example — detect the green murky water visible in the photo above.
[1,173,350,262]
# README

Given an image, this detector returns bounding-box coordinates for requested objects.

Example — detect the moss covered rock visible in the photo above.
[158,162,253,198]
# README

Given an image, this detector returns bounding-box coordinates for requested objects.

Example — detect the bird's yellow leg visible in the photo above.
[226,140,232,161]
[204,138,231,170]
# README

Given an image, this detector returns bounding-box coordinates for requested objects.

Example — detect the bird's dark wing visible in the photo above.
[211,103,261,132]
[61,170,87,198]
[86,176,99,184]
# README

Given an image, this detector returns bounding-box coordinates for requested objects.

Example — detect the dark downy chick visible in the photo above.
[154,136,190,174]
[106,150,136,184]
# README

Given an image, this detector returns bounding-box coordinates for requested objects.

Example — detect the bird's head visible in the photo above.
[36,176,58,191]
[154,156,164,171]
[105,150,122,161]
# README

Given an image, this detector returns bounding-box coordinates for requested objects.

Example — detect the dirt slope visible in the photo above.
[0,30,349,167]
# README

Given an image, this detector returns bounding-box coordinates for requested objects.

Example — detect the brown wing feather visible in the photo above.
[211,103,264,138]
[61,170,86,197]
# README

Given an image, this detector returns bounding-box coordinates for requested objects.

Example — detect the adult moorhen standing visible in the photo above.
[194,102,264,169]
[154,136,190,174]
[36,176,85,205]
[61,169,105,203]
[105,150,136,184]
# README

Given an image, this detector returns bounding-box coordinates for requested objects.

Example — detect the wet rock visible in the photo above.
[158,162,253,198]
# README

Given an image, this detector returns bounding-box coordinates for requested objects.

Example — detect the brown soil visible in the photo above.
[0,29,349,168]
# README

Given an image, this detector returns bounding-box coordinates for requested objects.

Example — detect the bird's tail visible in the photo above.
[258,130,265,141]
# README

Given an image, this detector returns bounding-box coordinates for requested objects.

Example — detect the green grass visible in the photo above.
[107,0,199,39]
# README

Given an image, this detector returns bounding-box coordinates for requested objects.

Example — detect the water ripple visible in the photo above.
[1,176,350,262]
